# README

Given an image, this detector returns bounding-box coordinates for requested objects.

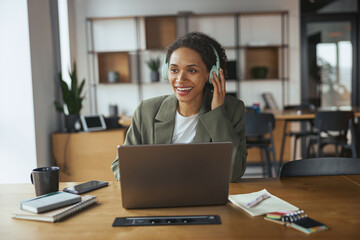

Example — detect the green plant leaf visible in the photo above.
[70,62,78,97]
[146,58,160,71]
[55,61,86,115]
[78,79,85,97]
[54,101,64,112]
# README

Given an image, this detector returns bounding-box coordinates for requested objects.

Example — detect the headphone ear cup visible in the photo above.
[208,65,219,84]
[161,57,169,81]
[209,45,220,84]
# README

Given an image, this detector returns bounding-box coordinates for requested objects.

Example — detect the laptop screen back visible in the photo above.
[118,142,233,209]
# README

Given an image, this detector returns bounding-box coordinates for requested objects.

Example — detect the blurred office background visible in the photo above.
[0,0,359,183]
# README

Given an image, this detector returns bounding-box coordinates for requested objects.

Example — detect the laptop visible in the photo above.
[118,142,233,209]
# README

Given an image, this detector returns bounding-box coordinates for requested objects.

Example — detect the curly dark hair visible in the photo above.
[165,32,228,78]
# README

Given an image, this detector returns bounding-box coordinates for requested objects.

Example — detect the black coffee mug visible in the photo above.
[30,166,59,196]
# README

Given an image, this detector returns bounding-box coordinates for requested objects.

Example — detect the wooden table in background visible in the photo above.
[52,128,127,182]
[1,176,360,240]
[269,107,360,120]
[252,107,360,165]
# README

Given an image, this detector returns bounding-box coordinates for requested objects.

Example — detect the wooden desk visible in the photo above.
[1,176,360,240]
[344,175,360,187]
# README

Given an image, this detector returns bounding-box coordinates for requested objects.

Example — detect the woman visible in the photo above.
[111,32,247,182]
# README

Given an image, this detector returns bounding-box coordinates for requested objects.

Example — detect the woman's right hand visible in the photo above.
[210,68,226,110]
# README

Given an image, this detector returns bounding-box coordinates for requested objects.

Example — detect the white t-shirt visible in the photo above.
[172,111,199,143]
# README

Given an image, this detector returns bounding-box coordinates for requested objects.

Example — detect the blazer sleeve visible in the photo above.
[110,101,144,180]
[199,100,247,182]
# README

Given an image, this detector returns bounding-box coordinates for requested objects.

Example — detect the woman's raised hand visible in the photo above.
[211,68,226,110]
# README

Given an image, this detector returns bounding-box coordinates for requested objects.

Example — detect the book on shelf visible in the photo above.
[20,191,81,213]
[264,210,328,234]
[12,195,97,223]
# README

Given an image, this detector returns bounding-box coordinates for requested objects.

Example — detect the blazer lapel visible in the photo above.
[194,88,213,143]
[154,95,177,144]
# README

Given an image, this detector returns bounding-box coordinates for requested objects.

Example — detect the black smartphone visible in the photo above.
[63,180,108,194]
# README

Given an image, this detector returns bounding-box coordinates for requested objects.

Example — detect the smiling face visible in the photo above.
[168,47,209,115]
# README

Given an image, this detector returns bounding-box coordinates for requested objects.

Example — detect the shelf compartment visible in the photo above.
[245,47,279,79]
[97,52,130,84]
[145,16,177,49]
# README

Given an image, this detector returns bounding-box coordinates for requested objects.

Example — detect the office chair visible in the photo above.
[245,112,277,177]
[279,157,360,177]
[307,111,357,158]
[354,116,360,157]
[279,104,316,167]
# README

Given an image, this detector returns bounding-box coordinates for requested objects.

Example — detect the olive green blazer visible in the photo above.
[111,88,247,182]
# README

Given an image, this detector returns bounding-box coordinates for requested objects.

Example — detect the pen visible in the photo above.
[246,193,270,208]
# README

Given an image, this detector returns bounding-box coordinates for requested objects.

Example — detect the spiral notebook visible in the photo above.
[12,195,97,222]
[264,210,328,234]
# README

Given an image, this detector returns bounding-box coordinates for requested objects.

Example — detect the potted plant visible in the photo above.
[146,57,161,82]
[54,62,85,132]
[251,66,268,79]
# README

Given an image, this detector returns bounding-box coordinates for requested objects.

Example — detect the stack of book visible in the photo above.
[12,191,97,222]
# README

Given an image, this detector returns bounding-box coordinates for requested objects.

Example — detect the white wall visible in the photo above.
[71,0,300,115]
[0,0,37,183]
[0,0,60,183]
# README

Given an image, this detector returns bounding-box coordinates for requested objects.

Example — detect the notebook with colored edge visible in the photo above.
[264,210,328,234]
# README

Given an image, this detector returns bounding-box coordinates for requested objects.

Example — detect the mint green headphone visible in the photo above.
[162,45,220,84]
